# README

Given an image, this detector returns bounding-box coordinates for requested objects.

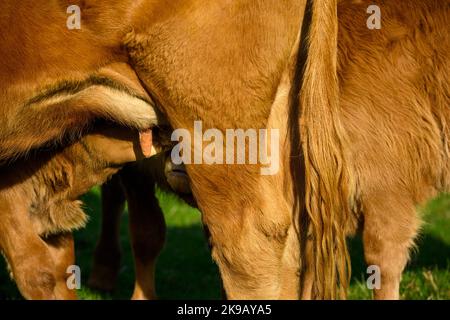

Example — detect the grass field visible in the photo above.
[0,188,449,300]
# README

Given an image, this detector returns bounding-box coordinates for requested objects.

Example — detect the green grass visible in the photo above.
[0,189,449,300]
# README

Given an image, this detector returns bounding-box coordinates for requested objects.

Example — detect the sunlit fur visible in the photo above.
[300,0,450,299]
[0,0,448,300]
[125,0,449,299]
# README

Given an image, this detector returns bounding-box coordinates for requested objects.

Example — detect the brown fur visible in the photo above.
[125,0,306,299]
[123,0,449,299]
[0,0,192,299]
[301,0,449,299]
[0,126,142,298]
[0,123,189,299]
[0,0,160,163]
[1,0,448,300]
[300,0,352,299]
[89,165,168,300]
[335,0,449,299]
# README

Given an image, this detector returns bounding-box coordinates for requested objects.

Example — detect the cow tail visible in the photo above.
[299,0,351,299]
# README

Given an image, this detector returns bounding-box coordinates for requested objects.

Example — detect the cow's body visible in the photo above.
[0,1,158,162]
[124,0,306,299]
[336,0,450,299]
[124,0,450,299]
[0,0,448,300]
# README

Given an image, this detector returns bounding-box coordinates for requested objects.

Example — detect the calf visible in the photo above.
[0,124,189,299]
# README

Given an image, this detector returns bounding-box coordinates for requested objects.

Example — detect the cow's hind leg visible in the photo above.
[120,164,166,300]
[362,194,421,300]
[88,174,126,292]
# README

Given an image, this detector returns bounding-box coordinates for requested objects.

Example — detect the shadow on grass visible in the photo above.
[157,226,221,300]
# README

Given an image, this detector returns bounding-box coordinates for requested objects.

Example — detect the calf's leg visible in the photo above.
[88,174,126,292]
[120,165,166,300]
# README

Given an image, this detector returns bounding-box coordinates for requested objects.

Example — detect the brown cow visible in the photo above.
[123,0,450,299]
[2,0,449,300]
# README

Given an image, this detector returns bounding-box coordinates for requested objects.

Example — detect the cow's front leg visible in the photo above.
[89,174,126,292]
